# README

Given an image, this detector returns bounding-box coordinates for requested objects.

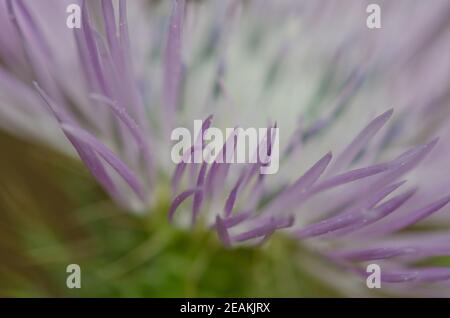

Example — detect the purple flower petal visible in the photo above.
[296,187,416,239]
[168,188,199,222]
[310,161,393,195]
[328,109,393,175]
[369,195,450,236]
[335,188,417,236]
[224,173,245,217]
[215,215,231,247]
[164,0,185,128]
[261,152,332,214]
[234,216,294,242]
[192,163,208,224]
[331,246,417,262]
[61,123,146,201]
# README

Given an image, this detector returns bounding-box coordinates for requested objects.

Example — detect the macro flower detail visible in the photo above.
[1,0,450,297]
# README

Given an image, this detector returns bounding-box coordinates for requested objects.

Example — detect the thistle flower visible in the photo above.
[1,0,450,297]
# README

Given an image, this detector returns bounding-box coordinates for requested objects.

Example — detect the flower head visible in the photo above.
[1,0,450,296]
